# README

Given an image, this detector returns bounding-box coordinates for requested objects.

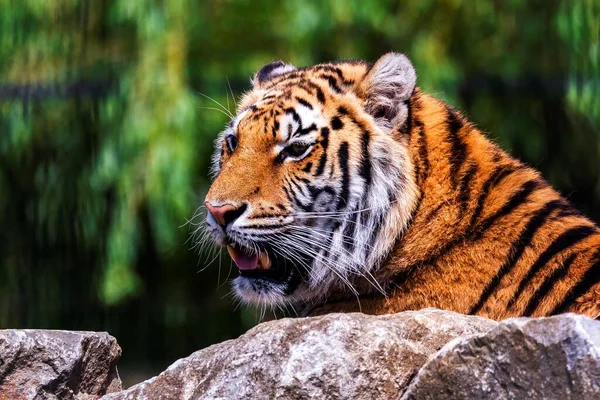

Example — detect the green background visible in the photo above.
[1,0,598,385]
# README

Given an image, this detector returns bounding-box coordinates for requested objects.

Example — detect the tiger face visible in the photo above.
[204,53,419,306]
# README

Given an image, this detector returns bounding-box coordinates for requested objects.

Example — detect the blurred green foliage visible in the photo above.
[1,0,598,383]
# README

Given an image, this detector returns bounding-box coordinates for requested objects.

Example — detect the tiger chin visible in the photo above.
[203,53,600,320]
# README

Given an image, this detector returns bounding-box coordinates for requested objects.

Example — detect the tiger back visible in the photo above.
[203,53,600,320]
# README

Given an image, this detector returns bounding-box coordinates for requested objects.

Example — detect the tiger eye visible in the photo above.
[225,135,238,153]
[285,142,310,157]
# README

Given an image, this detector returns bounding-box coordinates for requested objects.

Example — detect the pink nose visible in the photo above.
[205,202,242,227]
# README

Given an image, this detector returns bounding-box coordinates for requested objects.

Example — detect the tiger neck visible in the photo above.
[384,89,522,273]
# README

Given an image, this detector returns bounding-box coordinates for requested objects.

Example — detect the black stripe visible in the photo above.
[250,212,284,219]
[275,70,299,81]
[337,142,350,210]
[522,252,577,316]
[555,207,583,219]
[316,86,326,104]
[285,107,301,123]
[295,96,313,109]
[295,123,317,137]
[551,248,600,314]
[472,180,544,238]
[423,203,445,225]
[337,106,349,115]
[247,224,291,230]
[416,180,546,270]
[469,199,563,314]
[416,121,430,187]
[447,107,467,188]
[358,131,372,189]
[326,66,354,86]
[282,184,294,204]
[281,177,295,203]
[345,111,367,132]
[507,225,596,309]
[320,74,343,93]
[294,195,312,212]
[296,82,315,97]
[315,65,344,79]
[458,162,477,215]
[272,120,280,138]
[469,164,522,226]
[342,211,358,252]
[314,127,329,176]
[400,100,412,136]
[302,162,313,173]
[252,110,268,121]
[331,116,343,130]
[289,177,306,197]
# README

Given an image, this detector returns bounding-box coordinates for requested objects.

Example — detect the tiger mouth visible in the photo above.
[226,242,299,284]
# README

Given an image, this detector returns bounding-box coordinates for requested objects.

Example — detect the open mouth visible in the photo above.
[226,242,300,285]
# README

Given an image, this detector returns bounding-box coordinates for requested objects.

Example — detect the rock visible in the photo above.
[101,309,496,400]
[0,330,122,400]
[401,314,600,400]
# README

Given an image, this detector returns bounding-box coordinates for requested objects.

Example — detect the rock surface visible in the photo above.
[5,311,598,400]
[0,330,122,400]
[401,314,600,400]
[101,309,496,400]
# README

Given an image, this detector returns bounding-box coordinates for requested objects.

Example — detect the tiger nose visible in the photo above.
[205,202,247,228]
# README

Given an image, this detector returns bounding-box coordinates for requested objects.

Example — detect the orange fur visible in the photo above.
[205,55,600,320]
[314,90,600,320]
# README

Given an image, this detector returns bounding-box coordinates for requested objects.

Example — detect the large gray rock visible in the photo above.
[0,330,122,400]
[101,309,496,400]
[401,314,600,400]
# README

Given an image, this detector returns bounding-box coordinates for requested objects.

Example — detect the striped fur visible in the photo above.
[204,53,600,320]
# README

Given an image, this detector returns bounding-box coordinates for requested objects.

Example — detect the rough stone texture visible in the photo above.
[0,330,122,400]
[401,314,600,400]
[101,309,496,400]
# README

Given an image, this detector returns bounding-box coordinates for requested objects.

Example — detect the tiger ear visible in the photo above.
[357,53,416,132]
[253,61,296,88]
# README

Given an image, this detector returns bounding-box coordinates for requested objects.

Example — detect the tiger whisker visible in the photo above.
[268,234,354,290]
[198,92,234,117]
[289,200,398,217]
[199,106,234,119]
[226,76,237,111]
[284,228,386,296]
[197,245,223,273]
[289,224,376,250]
[275,233,362,297]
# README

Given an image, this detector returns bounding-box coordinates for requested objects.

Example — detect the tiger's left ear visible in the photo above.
[253,61,296,88]
[357,53,417,132]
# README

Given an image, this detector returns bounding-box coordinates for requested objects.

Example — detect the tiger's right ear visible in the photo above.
[357,53,417,133]
[253,61,296,88]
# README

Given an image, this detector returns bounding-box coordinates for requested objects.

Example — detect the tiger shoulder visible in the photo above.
[202,52,600,320]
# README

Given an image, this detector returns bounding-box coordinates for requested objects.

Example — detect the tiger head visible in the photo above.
[204,53,419,306]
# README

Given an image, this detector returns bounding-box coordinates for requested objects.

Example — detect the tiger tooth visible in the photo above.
[260,252,271,269]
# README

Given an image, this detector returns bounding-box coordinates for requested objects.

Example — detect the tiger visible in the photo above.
[202,53,600,320]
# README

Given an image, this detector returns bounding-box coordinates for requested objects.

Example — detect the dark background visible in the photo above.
[1,0,598,386]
